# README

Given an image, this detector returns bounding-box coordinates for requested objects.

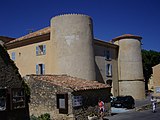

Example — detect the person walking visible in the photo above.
[98,99,105,119]
[151,96,157,113]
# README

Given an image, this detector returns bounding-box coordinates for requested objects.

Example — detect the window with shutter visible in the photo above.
[106,64,112,77]
[36,45,46,56]
[36,64,45,75]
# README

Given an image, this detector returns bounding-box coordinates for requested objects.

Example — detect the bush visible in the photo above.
[30,114,38,120]
[38,113,51,120]
[30,113,51,120]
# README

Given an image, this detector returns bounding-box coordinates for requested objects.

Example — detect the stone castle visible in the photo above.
[1,14,145,100]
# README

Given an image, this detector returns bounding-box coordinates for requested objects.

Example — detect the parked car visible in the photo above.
[111,96,135,109]
[110,96,116,107]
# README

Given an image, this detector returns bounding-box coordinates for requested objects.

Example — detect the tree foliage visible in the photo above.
[142,49,160,90]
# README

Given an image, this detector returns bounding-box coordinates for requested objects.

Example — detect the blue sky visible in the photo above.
[0,0,160,51]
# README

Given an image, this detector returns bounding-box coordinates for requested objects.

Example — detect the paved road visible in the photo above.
[135,95,151,107]
[105,107,160,120]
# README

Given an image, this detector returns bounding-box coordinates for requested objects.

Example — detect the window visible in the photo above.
[106,79,112,86]
[155,87,160,93]
[36,45,46,56]
[36,64,45,75]
[56,94,68,114]
[11,52,16,61]
[72,96,83,107]
[106,64,112,77]
[105,50,111,60]
[0,89,7,111]
[12,89,25,109]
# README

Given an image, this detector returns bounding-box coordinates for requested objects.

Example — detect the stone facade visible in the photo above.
[0,43,29,120]
[113,34,145,99]
[4,14,145,99]
[94,39,119,96]
[25,75,111,120]
[152,64,160,96]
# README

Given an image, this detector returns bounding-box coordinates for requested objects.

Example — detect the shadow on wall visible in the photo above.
[95,62,104,83]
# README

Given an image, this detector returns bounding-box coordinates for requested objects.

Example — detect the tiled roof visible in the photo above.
[7,27,50,44]
[112,34,142,42]
[28,74,110,91]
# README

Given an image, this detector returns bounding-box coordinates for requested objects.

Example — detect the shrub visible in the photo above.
[30,113,51,120]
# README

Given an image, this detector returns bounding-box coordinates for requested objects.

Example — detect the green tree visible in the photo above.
[142,49,160,90]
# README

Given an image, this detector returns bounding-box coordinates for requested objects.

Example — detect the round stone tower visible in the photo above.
[112,34,145,99]
[50,14,96,80]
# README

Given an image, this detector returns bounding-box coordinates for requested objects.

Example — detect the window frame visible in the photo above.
[0,89,8,111]
[36,64,45,75]
[56,93,68,114]
[105,50,111,60]
[36,45,46,56]
[11,88,25,110]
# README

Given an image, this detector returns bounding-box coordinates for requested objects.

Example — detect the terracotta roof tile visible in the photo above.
[28,74,110,91]
[7,27,50,44]
[112,34,142,42]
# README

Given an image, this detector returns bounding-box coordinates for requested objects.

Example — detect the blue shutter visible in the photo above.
[42,64,45,75]
[43,45,46,55]
[36,64,39,74]
[36,46,38,56]
[11,52,15,61]
[109,64,112,76]
[106,64,109,76]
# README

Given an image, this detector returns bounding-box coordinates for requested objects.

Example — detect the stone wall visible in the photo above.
[0,44,29,120]
[26,76,74,120]
[26,76,111,120]
[0,45,22,88]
